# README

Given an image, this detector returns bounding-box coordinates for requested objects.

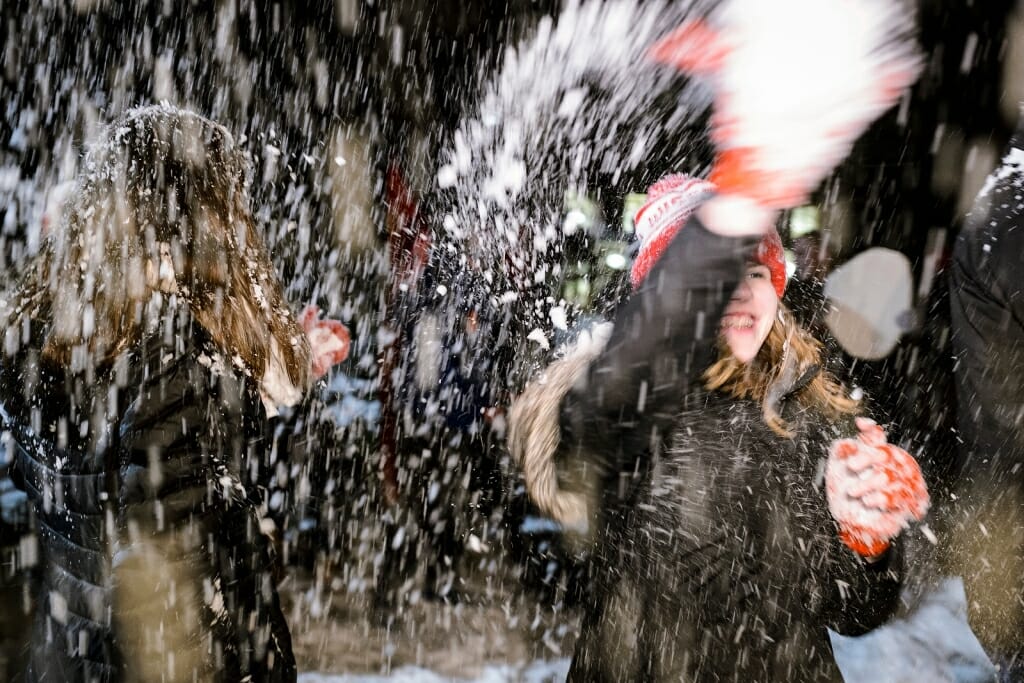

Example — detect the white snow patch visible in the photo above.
[390,526,406,551]
[376,327,398,347]
[0,165,19,192]
[298,659,571,683]
[49,590,69,625]
[527,328,550,350]
[977,147,1024,199]
[437,165,458,188]
[549,305,568,331]
[556,88,587,118]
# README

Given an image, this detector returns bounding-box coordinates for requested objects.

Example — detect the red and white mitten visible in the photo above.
[300,305,351,379]
[826,418,930,557]
[648,0,921,209]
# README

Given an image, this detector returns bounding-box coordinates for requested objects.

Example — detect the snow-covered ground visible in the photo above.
[299,660,570,683]
[831,577,996,683]
[296,579,995,683]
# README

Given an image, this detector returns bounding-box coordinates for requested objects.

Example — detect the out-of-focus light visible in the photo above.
[605,252,628,270]
[563,209,589,235]
[784,249,797,279]
[622,192,648,234]
[790,205,820,238]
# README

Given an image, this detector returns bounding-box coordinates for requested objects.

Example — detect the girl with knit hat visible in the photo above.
[508,2,930,679]
[509,175,928,681]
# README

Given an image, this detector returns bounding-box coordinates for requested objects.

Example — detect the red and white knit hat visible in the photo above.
[630,173,787,297]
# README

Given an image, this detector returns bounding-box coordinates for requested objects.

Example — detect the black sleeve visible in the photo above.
[113,348,256,582]
[116,349,255,516]
[949,204,1024,473]
[819,536,904,635]
[560,216,761,472]
[112,349,295,680]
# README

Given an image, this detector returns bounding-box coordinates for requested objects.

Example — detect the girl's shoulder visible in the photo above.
[791,404,856,441]
[129,325,263,423]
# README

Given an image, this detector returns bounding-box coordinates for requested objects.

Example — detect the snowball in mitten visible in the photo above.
[826,424,929,557]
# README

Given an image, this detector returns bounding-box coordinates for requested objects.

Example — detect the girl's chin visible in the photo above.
[730,349,758,364]
[722,334,760,363]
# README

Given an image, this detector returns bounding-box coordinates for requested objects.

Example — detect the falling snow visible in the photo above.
[0,0,1018,681]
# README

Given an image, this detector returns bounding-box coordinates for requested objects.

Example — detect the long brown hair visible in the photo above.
[703,303,857,437]
[5,105,311,390]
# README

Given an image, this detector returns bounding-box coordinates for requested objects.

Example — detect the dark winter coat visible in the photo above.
[567,379,902,682]
[944,121,1024,655]
[536,219,902,681]
[2,309,296,683]
[949,126,1024,485]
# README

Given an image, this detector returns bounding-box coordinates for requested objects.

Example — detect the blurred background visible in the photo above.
[0,0,1022,679]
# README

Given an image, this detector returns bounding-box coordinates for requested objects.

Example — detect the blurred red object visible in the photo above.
[300,304,351,379]
[647,2,921,210]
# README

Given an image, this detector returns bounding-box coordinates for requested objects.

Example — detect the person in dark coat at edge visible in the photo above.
[0,105,314,682]
[941,108,1024,679]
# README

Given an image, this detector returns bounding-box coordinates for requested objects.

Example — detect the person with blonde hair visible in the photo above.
[509,176,931,681]
[508,3,937,676]
[1,105,312,682]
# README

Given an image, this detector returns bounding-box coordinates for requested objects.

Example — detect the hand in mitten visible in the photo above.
[648,0,921,209]
[826,417,929,558]
[300,305,351,379]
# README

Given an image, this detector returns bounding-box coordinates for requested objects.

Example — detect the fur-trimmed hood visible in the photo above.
[507,323,612,531]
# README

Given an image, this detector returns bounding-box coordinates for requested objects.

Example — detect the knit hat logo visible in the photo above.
[630,173,787,298]
[633,174,715,245]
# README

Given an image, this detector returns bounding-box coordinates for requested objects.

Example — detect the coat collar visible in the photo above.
[765,349,821,418]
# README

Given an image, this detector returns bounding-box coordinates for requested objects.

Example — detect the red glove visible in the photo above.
[300,305,351,380]
[825,418,929,558]
[647,1,921,210]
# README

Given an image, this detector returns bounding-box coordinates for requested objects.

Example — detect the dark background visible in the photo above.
[0,0,1021,676]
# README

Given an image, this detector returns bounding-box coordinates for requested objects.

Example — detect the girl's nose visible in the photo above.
[731,280,751,301]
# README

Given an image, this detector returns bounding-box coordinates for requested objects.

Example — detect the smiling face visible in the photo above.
[720,263,780,364]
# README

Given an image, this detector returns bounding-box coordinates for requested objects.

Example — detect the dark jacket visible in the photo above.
[949,126,1024,487]
[944,121,1024,655]
[3,309,296,682]
[559,219,902,682]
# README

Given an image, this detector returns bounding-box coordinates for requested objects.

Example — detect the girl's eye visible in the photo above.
[748,270,766,279]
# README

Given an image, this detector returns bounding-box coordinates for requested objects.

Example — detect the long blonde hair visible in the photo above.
[703,303,857,437]
[6,105,311,390]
